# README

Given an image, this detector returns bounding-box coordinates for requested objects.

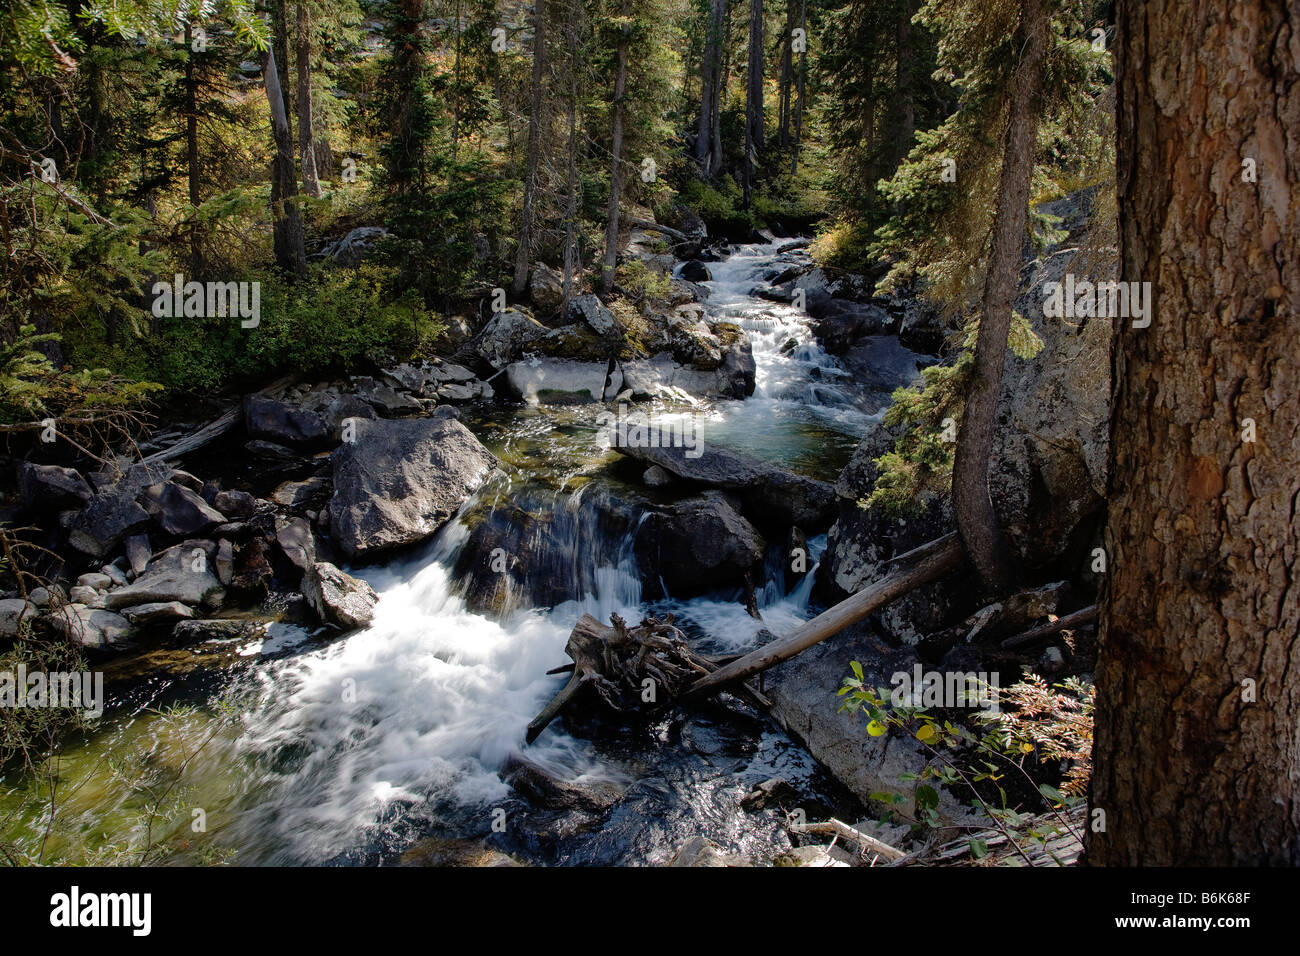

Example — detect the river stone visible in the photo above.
[125,534,151,577]
[139,481,225,536]
[678,260,712,282]
[613,438,836,532]
[68,488,152,558]
[0,599,37,638]
[171,619,265,645]
[276,517,316,573]
[271,475,330,508]
[48,605,133,648]
[667,836,746,867]
[475,308,550,369]
[121,601,194,625]
[634,493,765,599]
[328,417,498,560]
[69,586,102,607]
[103,540,225,610]
[77,572,112,589]
[302,561,378,630]
[506,358,620,405]
[212,489,256,519]
[18,462,92,511]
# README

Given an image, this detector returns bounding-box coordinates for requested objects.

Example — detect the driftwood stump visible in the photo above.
[526,612,715,743]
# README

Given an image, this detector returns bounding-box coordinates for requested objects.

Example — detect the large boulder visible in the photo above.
[18,462,92,511]
[104,540,225,610]
[989,245,1111,570]
[475,308,551,369]
[328,417,498,560]
[529,264,565,314]
[244,387,375,449]
[139,481,225,536]
[302,561,378,630]
[569,294,620,336]
[506,358,621,405]
[0,599,37,638]
[613,438,836,532]
[48,605,133,648]
[634,492,765,599]
[68,490,152,558]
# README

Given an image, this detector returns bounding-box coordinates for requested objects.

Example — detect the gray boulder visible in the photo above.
[569,294,620,336]
[328,417,498,560]
[506,358,621,405]
[634,493,765,599]
[18,462,92,511]
[475,308,550,369]
[0,598,37,638]
[529,264,565,314]
[139,481,225,536]
[302,561,378,630]
[121,601,195,625]
[48,605,133,648]
[103,540,225,610]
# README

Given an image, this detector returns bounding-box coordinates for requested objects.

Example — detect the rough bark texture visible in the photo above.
[512,0,548,297]
[950,0,1046,594]
[296,0,322,198]
[601,5,630,293]
[1088,0,1300,866]
[263,45,308,279]
[743,0,763,207]
[696,0,726,176]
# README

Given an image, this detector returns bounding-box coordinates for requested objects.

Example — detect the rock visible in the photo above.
[103,540,225,611]
[124,534,151,577]
[121,602,194,625]
[426,361,477,385]
[437,382,475,402]
[215,538,235,585]
[634,493,765,599]
[989,247,1111,570]
[27,588,52,608]
[529,264,565,313]
[613,438,836,532]
[171,619,265,645]
[400,838,525,867]
[245,439,302,462]
[48,605,133,648]
[0,599,37,638]
[212,489,256,519]
[506,358,621,405]
[619,349,756,401]
[667,836,746,867]
[100,563,129,587]
[679,260,712,282]
[328,417,498,560]
[244,393,332,448]
[322,225,387,266]
[809,299,897,353]
[569,293,620,336]
[69,586,102,607]
[68,488,152,558]
[642,464,673,488]
[774,845,851,867]
[76,572,112,590]
[765,628,976,822]
[139,481,225,536]
[230,537,273,595]
[741,777,800,811]
[170,469,204,492]
[501,755,623,813]
[475,308,550,369]
[275,517,316,573]
[302,561,378,630]
[18,462,92,511]
[270,476,330,508]
[350,376,423,416]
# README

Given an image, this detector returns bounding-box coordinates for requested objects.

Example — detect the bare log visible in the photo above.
[791,818,906,863]
[1000,604,1098,650]
[139,406,241,466]
[624,217,691,243]
[680,533,965,702]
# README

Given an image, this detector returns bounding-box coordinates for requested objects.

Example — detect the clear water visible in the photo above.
[0,242,923,866]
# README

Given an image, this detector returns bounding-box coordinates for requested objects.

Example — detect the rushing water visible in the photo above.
[1,242,924,866]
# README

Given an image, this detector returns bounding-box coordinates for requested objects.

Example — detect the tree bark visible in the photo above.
[743,0,763,207]
[512,0,548,297]
[950,0,1047,595]
[263,45,308,279]
[696,0,726,176]
[1087,0,1300,866]
[790,0,805,175]
[183,22,203,274]
[296,0,322,198]
[271,1,294,153]
[601,3,630,294]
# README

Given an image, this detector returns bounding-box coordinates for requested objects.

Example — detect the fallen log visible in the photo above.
[624,217,692,243]
[679,533,966,703]
[139,405,242,466]
[790,818,906,863]
[1000,604,1098,650]
[526,611,715,744]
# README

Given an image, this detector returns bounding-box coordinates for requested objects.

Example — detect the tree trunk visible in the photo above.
[950,0,1047,594]
[696,0,725,176]
[743,0,763,208]
[895,0,915,164]
[512,0,548,297]
[601,3,630,294]
[790,0,805,175]
[560,16,581,314]
[263,45,308,279]
[1087,0,1300,866]
[183,23,203,274]
[296,0,322,198]
[777,1,793,148]
[272,1,294,155]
